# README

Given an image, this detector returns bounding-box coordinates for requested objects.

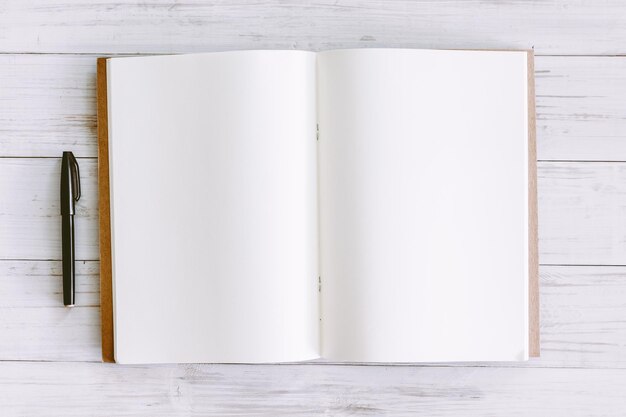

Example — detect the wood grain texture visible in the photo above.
[0,55,96,157]
[540,266,626,367]
[0,261,100,361]
[3,55,626,160]
[2,158,625,265]
[538,162,626,265]
[0,158,99,260]
[1,362,626,416]
[536,57,626,161]
[2,0,626,55]
[3,261,626,368]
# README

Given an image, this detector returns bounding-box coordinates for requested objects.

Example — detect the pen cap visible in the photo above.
[60,151,81,215]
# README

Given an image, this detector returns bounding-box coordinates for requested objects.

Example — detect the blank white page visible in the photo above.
[107,51,319,363]
[318,49,529,362]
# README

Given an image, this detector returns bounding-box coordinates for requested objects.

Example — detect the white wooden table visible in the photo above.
[2,1,626,415]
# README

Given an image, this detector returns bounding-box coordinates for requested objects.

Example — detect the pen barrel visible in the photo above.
[62,214,75,306]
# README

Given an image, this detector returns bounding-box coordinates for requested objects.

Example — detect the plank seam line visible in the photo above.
[0,52,626,58]
[4,156,626,163]
[0,259,625,268]
[0,359,618,370]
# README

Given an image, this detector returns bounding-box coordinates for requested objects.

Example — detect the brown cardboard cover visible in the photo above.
[96,50,540,362]
[527,50,540,357]
[97,58,115,363]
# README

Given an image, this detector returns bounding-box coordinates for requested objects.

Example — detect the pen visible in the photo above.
[60,151,81,307]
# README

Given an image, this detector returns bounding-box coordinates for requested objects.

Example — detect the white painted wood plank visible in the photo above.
[3,261,626,367]
[0,260,99,307]
[1,362,626,416]
[540,266,626,367]
[3,54,626,160]
[0,158,99,260]
[0,261,100,361]
[536,57,626,161]
[2,0,626,55]
[538,162,626,265]
[0,55,96,158]
[2,158,625,265]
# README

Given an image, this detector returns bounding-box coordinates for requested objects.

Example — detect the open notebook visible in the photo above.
[97,49,539,364]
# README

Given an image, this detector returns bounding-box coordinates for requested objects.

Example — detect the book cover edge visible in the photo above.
[97,57,115,363]
[527,49,540,357]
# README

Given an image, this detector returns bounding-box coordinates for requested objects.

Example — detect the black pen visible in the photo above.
[60,151,81,307]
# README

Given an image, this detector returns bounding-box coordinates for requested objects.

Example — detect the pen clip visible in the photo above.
[69,152,81,202]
